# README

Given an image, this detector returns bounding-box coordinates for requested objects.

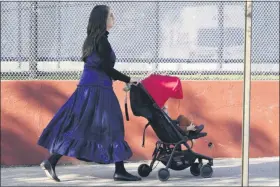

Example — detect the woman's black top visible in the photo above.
[96,31,131,83]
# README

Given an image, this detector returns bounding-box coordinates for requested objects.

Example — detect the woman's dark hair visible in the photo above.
[81,5,109,61]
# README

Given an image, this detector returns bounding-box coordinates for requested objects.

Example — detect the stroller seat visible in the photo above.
[129,83,214,181]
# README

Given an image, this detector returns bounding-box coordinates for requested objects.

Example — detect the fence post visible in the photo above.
[218,2,224,68]
[155,1,160,72]
[241,1,252,186]
[29,1,38,79]
[57,2,62,69]
[17,2,23,69]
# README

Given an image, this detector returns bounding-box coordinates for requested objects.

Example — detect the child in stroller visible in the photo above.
[162,106,207,139]
[125,74,214,181]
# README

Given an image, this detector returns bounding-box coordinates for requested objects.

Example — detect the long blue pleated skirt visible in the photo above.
[37,84,132,164]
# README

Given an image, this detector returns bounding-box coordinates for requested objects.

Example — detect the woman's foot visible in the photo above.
[114,161,141,181]
[40,160,60,182]
[113,171,141,181]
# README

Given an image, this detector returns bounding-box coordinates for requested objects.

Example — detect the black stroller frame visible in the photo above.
[129,83,214,181]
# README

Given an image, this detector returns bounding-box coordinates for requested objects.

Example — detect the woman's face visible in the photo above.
[106,8,115,30]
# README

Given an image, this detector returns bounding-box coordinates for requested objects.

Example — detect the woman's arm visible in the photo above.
[97,36,131,83]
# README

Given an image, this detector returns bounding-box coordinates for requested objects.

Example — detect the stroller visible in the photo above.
[125,74,214,181]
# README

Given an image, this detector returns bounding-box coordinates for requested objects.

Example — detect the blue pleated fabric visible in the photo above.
[37,52,132,164]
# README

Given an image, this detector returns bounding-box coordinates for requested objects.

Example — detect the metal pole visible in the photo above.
[0,2,1,62]
[57,2,61,69]
[155,1,160,72]
[17,2,23,68]
[218,2,224,69]
[0,2,1,63]
[241,1,252,186]
[29,1,38,79]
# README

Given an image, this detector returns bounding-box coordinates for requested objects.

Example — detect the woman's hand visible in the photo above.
[123,77,139,92]
[123,84,130,92]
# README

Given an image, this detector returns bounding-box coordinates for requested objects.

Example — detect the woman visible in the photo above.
[37,5,141,182]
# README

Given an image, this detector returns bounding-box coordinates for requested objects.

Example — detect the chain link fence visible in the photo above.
[1,1,279,81]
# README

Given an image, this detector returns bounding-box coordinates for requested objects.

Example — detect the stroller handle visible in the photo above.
[123,82,139,92]
[123,81,139,122]
[123,83,131,92]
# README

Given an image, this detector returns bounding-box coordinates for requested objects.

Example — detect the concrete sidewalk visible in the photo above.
[1,157,279,186]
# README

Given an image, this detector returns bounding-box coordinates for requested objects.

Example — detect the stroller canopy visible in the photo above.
[141,74,183,108]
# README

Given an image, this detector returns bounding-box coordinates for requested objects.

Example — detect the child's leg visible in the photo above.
[177,115,204,132]
[177,115,194,129]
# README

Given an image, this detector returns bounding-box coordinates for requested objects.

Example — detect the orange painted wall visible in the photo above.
[1,80,279,166]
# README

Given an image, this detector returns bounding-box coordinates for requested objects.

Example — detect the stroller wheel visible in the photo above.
[138,164,151,177]
[190,163,200,176]
[158,168,170,182]
[200,164,213,178]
